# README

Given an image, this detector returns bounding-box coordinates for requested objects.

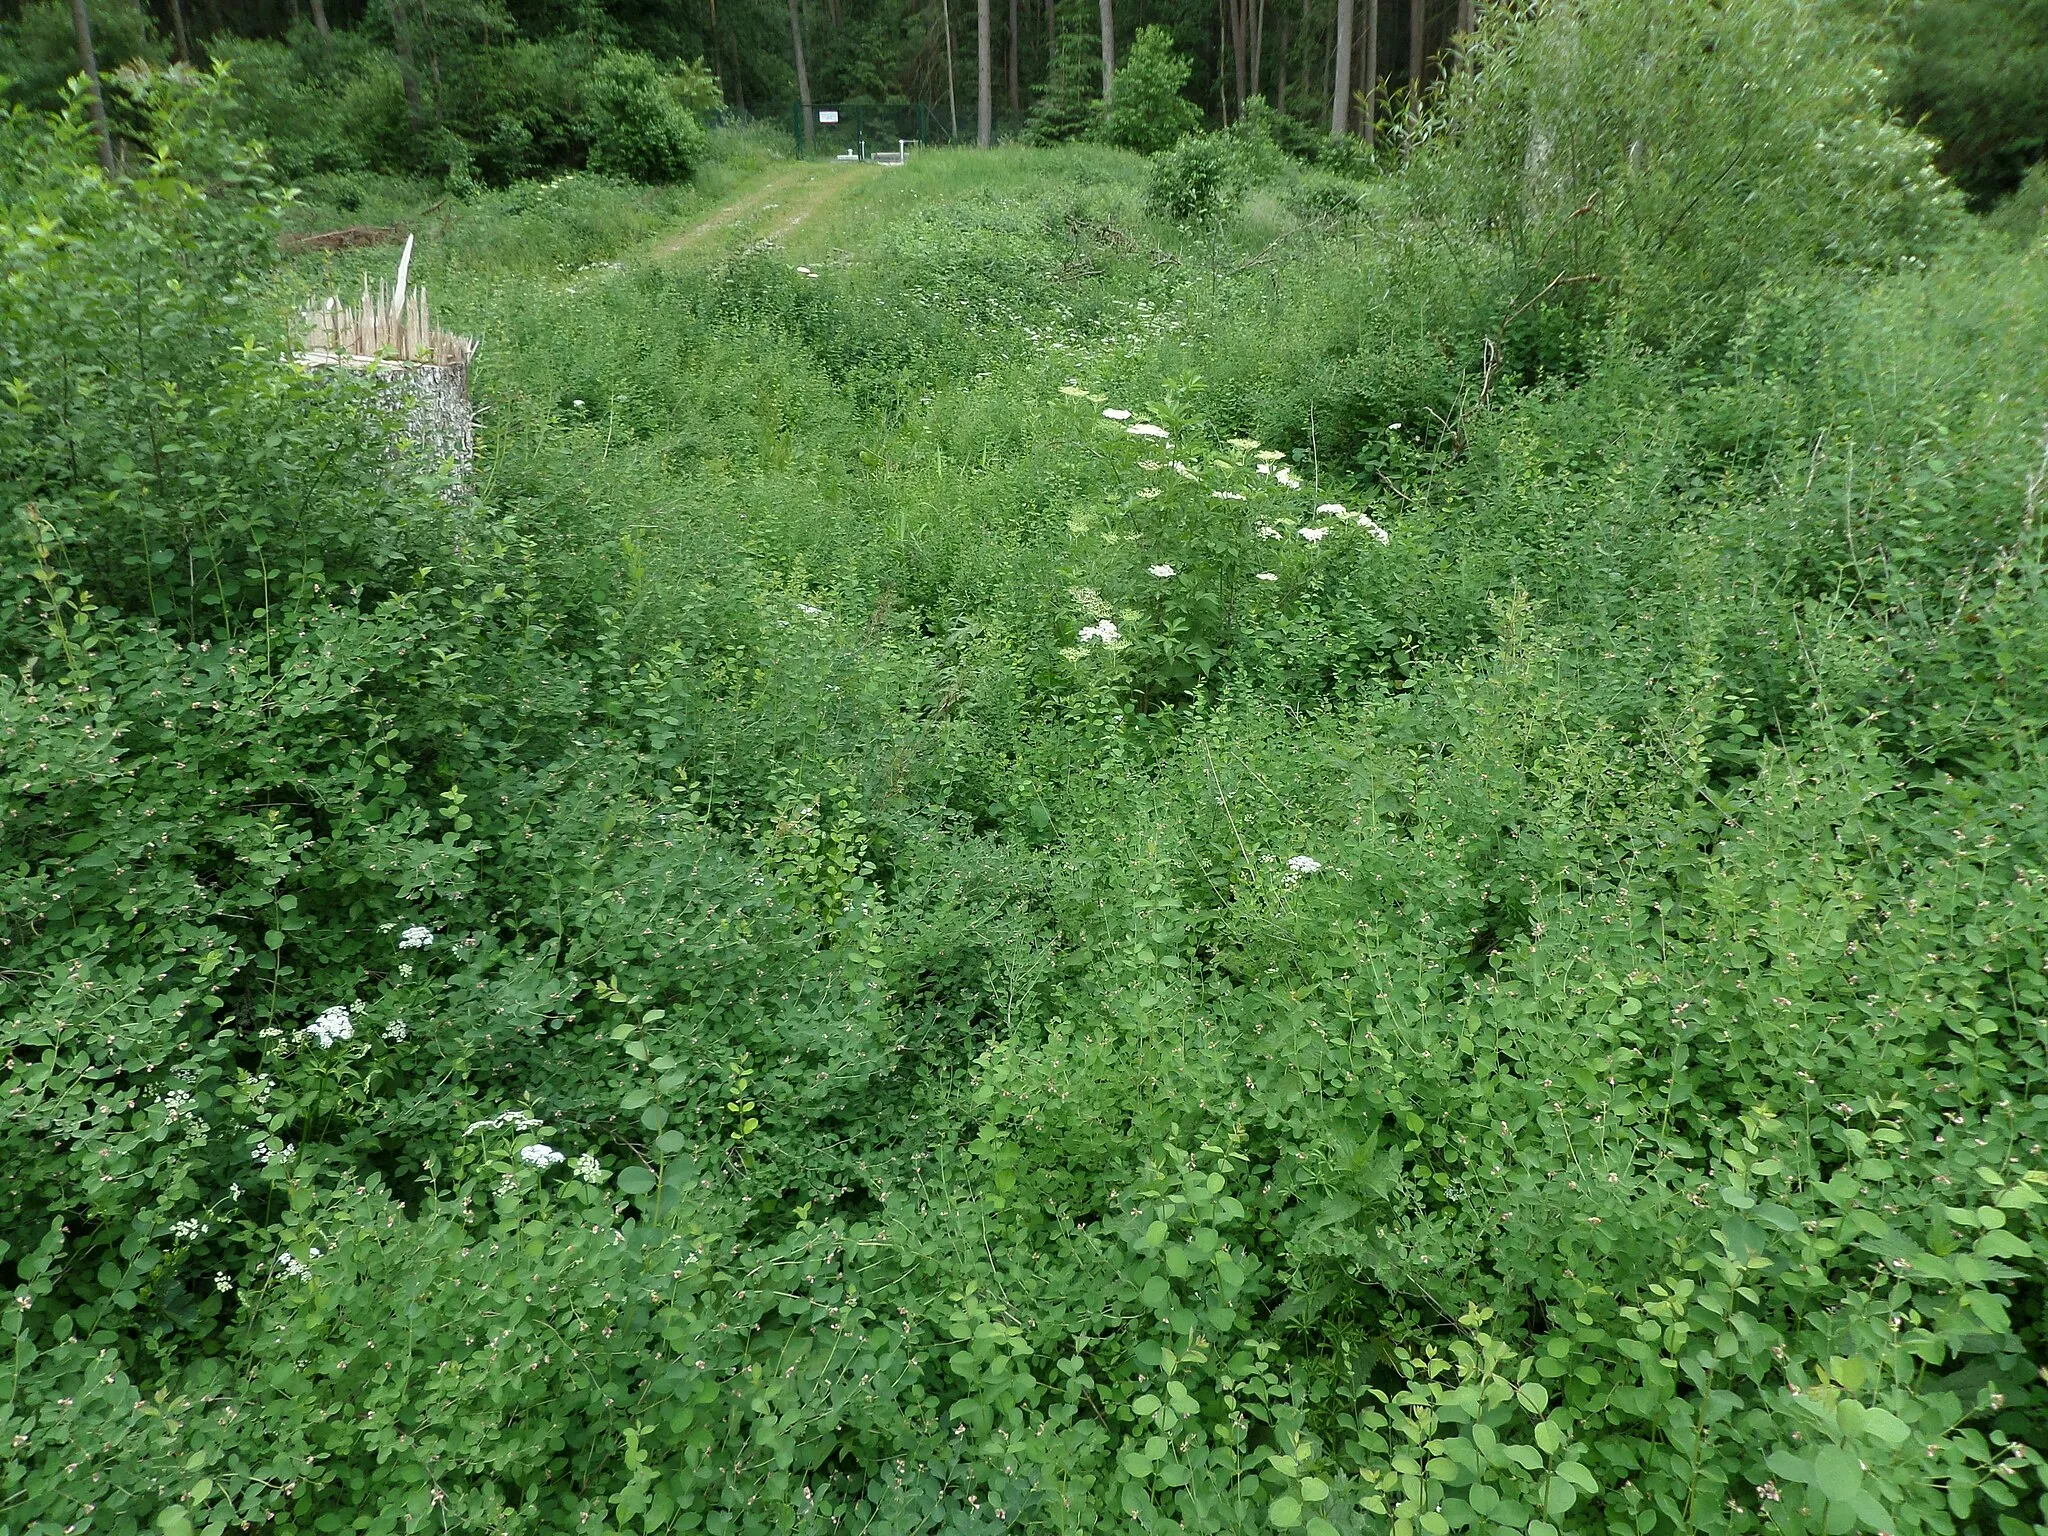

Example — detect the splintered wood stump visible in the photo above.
[298,276,478,476]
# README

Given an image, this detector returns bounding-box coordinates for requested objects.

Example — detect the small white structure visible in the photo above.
[298,237,477,474]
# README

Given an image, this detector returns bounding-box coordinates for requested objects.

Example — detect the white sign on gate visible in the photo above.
[817,110,840,124]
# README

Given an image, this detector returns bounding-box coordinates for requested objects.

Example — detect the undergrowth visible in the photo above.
[6,5,2048,1533]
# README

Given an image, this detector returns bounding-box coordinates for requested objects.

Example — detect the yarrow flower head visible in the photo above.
[1287,856,1323,875]
[1078,620,1121,646]
[1257,525,1281,539]
[1102,407,1132,420]
[520,1143,566,1169]
[1126,423,1170,440]
[573,1152,605,1183]
[398,925,435,950]
[1255,572,1278,582]
[1299,526,1330,543]
[275,1251,311,1280]
[1275,467,1303,488]
[303,1006,354,1048]
[1148,564,1176,578]
[1316,503,1345,518]
[1357,513,1389,544]
[382,1020,409,1043]
[1211,490,1245,501]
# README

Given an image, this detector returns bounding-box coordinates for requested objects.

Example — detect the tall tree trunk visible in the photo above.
[942,0,958,137]
[68,0,117,173]
[977,0,992,145]
[166,0,193,60]
[1097,0,1113,102]
[1251,0,1265,106]
[388,0,426,127]
[1363,0,1377,144]
[1007,0,1019,109]
[1456,0,1473,40]
[1225,0,1246,116]
[1329,0,1352,134]
[1046,0,1055,83]
[306,0,329,37]
[787,0,812,147]
[1407,0,1423,114]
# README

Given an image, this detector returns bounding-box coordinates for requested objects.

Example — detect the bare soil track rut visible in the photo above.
[653,162,876,261]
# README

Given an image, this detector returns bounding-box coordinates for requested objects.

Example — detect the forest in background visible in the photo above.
[2,0,2047,203]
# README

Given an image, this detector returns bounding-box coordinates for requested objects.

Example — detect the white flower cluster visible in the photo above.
[1318,502,1390,545]
[1126,423,1170,441]
[520,1143,566,1169]
[1287,856,1322,875]
[1078,620,1121,646]
[251,1140,296,1166]
[382,1020,409,1042]
[303,1006,354,1048]
[574,1152,606,1183]
[465,1109,542,1137]
[1101,407,1131,421]
[275,1251,310,1280]
[398,925,435,950]
[1148,564,1176,578]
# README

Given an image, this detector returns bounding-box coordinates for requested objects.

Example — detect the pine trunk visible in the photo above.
[787,0,813,147]
[68,0,117,173]
[168,0,195,60]
[1329,0,1353,135]
[977,0,992,145]
[1407,0,1423,114]
[1098,0,1114,102]
[1363,0,1377,144]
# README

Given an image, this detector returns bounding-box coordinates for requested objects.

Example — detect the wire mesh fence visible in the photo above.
[784,103,1033,158]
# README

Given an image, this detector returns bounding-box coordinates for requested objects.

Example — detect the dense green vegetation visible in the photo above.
[5,0,2048,209]
[9,0,2048,1532]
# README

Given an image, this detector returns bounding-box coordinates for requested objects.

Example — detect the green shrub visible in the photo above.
[1101,23,1201,155]
[583,47,705,183]
[1146,130,1247,222]
[1418,0,1964,357]
[210,36,367,176]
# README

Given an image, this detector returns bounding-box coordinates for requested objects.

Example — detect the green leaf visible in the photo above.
[1298,1477,1329,1503]
[615,1166,656,1195]
[1304,1520,1339,1536]
[1812,1446,1863,1504]
[1268,1495,1303,1529]
[1545,1476,1577,1516]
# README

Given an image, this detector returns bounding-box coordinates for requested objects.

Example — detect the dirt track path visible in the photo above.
[652,161,876,261]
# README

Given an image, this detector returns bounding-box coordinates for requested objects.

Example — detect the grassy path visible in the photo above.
[649,159,878,261]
